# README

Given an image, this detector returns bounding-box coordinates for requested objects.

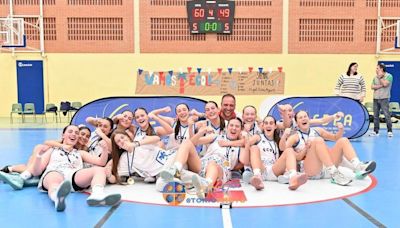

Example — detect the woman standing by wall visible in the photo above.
[334,62,366,103]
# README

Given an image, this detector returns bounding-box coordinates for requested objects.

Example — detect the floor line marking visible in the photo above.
[94,202,121,228]
[343,198,386,228]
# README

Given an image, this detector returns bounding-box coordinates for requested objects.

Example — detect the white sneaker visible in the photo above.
[160,166,179,182]
[87,192,121,206]
[388,132,393,138]
[331,170,352,186]
[277,172,290,184]
[355,161,376,179]
[368,131,379,137]
[191,175,211,199]
[242,170,254,184]
[144,176,156,183]
[54,180,71,212]
[0,171,24,190]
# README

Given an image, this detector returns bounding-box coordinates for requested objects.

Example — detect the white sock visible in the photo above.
[205,177,213,185]
[91,184,104,195]
[20,171,32,180]
[244,166,252,171]
[350,157,361,168]
[174,162,183,172]
[253,168,261,176]
[326,165,338,175]
[8,166,13,173]
[288,169,297,179]
[49,188,58,202]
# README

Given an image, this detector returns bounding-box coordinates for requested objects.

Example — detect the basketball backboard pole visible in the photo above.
[8,0,15,49]
[376,0,382,55]
[39,0,45,55]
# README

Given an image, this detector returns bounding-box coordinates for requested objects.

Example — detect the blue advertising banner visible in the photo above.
[71,96,207,130]
[378,61,400,103]
[267,96,369,139]
[16,60,44,113]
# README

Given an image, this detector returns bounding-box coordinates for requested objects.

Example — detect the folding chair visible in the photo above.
[23,103,36,123]
[389,102,400,118]
[10,103,24,123]
[43,103,58,123]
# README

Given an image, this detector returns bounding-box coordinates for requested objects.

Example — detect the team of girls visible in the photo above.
[0,101,377,210]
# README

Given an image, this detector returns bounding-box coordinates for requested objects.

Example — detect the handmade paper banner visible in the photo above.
[136,71,285,95]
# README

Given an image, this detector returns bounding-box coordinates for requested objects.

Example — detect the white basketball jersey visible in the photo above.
[205,134,241,170]
[166,122,191,150]
[246,122,262,136]
[200,120,223,156]
[278,118,298,137]
[126,130,175,177]
[257,134,279,166]
[45,147,83,173]
[293,127,320,151]
[83,137,102,168]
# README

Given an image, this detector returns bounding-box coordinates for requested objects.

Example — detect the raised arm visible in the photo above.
[190,126,217,145]
[149,107,174,136]
[157,115,175,127]
[150,106,171,116]
[31,146,53,176]
[190,108,205,121]
[80,141,109,166]
[86,116,100,127]
[136,135,161,146]
[112,114,122,124]
[310,111,344,125]
[187,116,196,138]
[278,105,294,129]
[95,128,112,151]
[105,160,117,184]
[279,128,291,151]
[379,75,391,87]
[285,134,299,151]
[317,123,344,141]
[218,133,246,147]
[44,139,64,150]
[247,134,261,146]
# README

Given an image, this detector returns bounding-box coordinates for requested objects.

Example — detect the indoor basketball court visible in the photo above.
[1,1,399,227]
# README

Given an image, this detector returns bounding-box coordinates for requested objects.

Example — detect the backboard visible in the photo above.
[0,18,26,48]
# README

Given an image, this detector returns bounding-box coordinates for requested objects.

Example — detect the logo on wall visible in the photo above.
[18,62,33,67]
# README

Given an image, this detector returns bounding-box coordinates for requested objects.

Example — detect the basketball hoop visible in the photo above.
[0,17,26,48]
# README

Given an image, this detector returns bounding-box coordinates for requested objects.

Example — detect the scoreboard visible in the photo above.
[187,0,235,34]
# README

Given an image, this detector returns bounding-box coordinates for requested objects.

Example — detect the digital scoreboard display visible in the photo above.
[187,0,235,34]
